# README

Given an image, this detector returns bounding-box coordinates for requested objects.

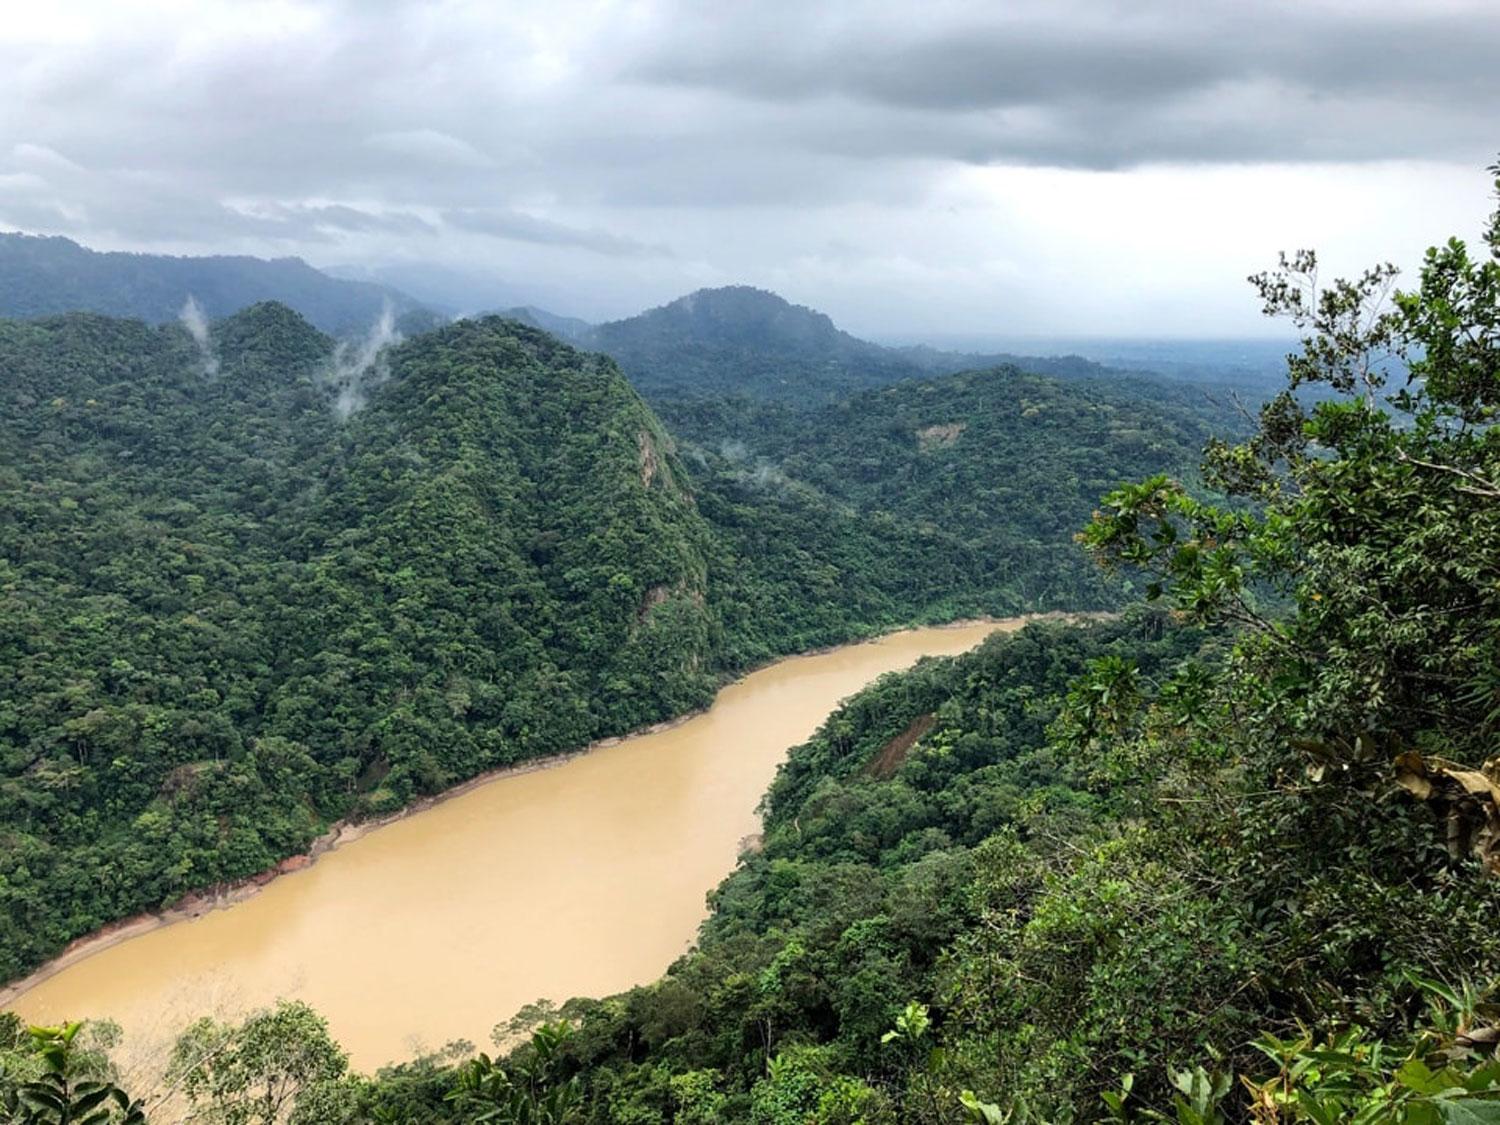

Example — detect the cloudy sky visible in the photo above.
[2,0,1497,337]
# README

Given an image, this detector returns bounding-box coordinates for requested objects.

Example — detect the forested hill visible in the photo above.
[171,175,1500,1121]
[661,365,1235,664]
[0,303,1225,985]
[587,287,923,402]
[517,285,1226,406]
[0,232,434,336]
[0,307,721,980]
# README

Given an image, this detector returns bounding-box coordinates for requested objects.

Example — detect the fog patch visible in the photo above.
[740,461,789,489]
[326,302,402,420]
[719,438,750,463]
[717,439,788,489]
[178,296,220,378]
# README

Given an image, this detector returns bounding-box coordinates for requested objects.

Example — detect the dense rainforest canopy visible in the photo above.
[9,167,1500,1125]
[0,308,723,981]
[657,367,1230,661]
[542,284,1171,407]
[586,286,934,403]
[0,299,1219,989]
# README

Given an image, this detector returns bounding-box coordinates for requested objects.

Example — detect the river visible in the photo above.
[8,619,1021,1072]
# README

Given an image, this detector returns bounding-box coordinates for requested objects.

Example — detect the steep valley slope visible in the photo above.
[0,305,1223,986]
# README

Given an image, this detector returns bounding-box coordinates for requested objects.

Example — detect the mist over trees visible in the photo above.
[0,289,1223,989]
[5,138,1500,1125]
[0,233,432,337]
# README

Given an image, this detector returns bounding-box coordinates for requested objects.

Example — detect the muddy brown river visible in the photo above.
[8,620,1020,1072]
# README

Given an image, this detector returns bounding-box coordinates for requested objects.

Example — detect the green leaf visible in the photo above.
[71,1084,113,1115]
[1399,1058,1450,1095]
[1437,1100,1500,1125]
[1294,1090,1343,1125]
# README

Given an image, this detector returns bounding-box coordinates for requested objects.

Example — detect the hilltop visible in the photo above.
[0,306,717,978]
[501,285,1211,405]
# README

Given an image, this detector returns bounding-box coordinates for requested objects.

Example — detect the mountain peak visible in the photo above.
[591,285,912,401]
[643,286,839,342]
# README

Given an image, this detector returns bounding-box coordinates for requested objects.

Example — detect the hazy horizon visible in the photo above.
[4,1,1498,338]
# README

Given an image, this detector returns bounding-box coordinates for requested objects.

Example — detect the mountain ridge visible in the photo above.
[0,299,1227,983]
[500,285,1194,404]
[0,232,435,336]
[0,231,1217,401]
[0,305,720,980]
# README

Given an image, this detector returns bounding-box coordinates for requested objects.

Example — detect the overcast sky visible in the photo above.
[2,0,1497,337]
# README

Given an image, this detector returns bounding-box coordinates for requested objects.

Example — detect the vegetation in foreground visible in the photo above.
[9,167,1500,1125]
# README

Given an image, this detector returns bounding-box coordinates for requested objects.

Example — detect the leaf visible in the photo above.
[1294,1090,1343,1125]
[960,1090,1008,1124]
[1399,1057,1449,1095]
[18,1086,67,1113]
[1447,770,1500,802]
[1437,1099,1500,1125]
[70,1084,113,1115]
[1397,752,1435,799]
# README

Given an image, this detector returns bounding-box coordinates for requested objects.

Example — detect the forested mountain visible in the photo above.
[0,233,434,336]
[0,308,721,980]
[0,303,1224,988]
[663,367,1232,663]
[17,186,1500,1120]
[578,286,921,402]
[70,172,1499,1125]
[342,596,1500,1122]
[0,297,1224,984]
[528,285,1237,406]
[890,341,1119,381]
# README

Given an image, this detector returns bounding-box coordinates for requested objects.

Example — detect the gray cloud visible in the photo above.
[627,2,1500,168]
[442,208,673,257]
[0,1,1495,334]
[365,130,498,169]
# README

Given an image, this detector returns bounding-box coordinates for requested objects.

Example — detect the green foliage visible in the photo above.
[446,1023,583,1124]
[1079,166,1500,774]
[1046,160,1500,1112]
[354,615,1196,1124]
[0,309,719,980]
[0,1021,143,1125]
[1099,981,1500,1124]
[167,1001,347,1125]
[590,284,1243,407]
[21,162,1500,1125]
[879,1002,930,1048]
[668,364,1231,661]
[333,159,1500,1122]
[0,295,1211,984]
[593,286,932,404]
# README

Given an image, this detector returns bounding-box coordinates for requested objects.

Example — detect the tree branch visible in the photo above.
[1395,448,1500,498]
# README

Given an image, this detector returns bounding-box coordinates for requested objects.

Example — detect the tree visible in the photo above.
[167,1002,347,1125]
[1081,158,1500,837]
[445,1023,582,1125]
